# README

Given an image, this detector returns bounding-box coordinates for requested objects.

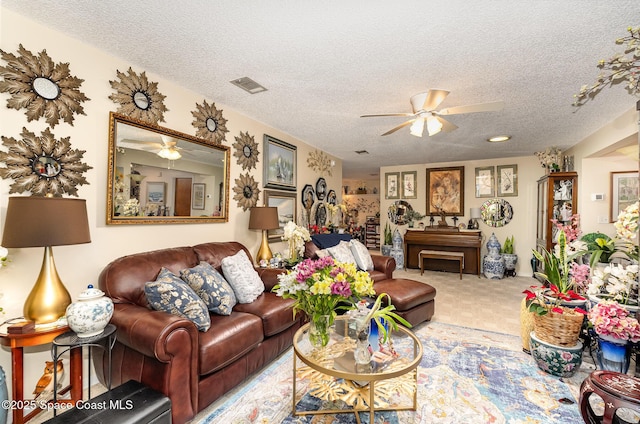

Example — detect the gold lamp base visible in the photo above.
[24,246,72,324]
[255,230,273,264]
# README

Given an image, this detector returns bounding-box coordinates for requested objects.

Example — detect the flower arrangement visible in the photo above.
[281,221,311,262]
[122,198,140,216]
[326,203,347,227]
[273,256,375,345]
[532,229,588,296]
[573,26,640,107]
[614,201,639,261]
[587,263,639,306]
[588,300,640,343]
[534,146,562,171]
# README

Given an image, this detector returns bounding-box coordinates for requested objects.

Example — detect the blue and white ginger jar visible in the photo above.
[483,233,505,279]
[66,285,114,338]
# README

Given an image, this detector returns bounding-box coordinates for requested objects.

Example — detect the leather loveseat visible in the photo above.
[93,242,302,424]
[304,238,436,326]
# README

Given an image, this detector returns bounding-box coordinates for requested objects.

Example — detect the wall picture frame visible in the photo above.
[401,171,417,199]
[497,165,518,197]
[426,166,464,216]
[475,166,495,198]
[264,189,297,242]
[385,172,400,199]
[263,135,296,191]
[146,182,165,204]
[192,183,206,210]
[610,170,639,222]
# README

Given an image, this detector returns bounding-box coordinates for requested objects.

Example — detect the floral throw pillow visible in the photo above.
[327,240,357,266]
[180,262,237,315]
[145,268,211,331]
[349,239,374,271]
[221,250,265,303]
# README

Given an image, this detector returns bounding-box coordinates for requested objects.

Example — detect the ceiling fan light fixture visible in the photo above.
[409,118,424,137]
[426,115,443,136]
[157,147,182,160]
[487,135,511,143]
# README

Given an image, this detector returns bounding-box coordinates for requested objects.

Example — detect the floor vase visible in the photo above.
[596,336,631,374]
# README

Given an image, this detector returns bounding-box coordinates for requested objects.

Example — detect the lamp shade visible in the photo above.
[470,208,482,219]
[2,197,91,248]
[248,206,280,230]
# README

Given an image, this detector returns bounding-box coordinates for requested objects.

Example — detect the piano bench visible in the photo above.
[419,250,464,279]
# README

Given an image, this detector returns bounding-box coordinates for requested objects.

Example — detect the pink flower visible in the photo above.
[588,300,640,342]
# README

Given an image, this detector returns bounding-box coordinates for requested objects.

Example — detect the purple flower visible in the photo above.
[331,280,352,297]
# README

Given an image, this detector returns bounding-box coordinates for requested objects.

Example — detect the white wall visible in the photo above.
[0,8,342,398]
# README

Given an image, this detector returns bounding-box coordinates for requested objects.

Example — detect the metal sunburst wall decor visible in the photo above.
[109,67,168,124]
[233,173,260,211]
[307,149,333,176]
[0,127,92,197]
[191,100,229,144]
[0,44,90,127]
[233,131,259,170]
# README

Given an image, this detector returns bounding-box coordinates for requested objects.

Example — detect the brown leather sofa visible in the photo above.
[93,242,302,424]
[304,239,436,326]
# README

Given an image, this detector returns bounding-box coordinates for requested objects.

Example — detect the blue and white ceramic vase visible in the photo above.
[483,233,505,279]
[392,228,403,249]
[596,335,631,374]
[0,366,7,424]
[391,228,404,270]
[66,285,114,338]
[529,331,583,377]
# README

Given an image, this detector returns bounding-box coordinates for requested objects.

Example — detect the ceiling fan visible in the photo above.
[361,89,504,137]
[120,135,183,160]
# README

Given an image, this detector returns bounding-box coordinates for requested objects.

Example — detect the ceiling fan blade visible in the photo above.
[361,113,415,118]
[436,116,458,133]
[438,101,504,116]
[422,90,450,111]
[381,119,414,136]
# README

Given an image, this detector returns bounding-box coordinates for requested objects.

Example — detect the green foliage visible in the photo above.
[384,222,392,245]
[363,293,412,342]
[532,230,586,293]
[501,236,514,254]
[580,232,615,267]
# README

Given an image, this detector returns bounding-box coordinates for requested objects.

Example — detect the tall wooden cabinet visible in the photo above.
[536,171,578,253]
[365,217,380,249]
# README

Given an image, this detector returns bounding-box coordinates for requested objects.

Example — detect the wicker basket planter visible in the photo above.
[532,306,585,347]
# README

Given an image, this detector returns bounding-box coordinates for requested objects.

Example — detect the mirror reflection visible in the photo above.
[107,112,230,224]
[480,198,513,227]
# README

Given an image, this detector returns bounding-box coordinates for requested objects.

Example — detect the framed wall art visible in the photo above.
[264,190,297,242]
[610,170,639,222]
[385,172,400,199]
[426,166,464,216]
[192,183,206,210]
[474,166,495,198]
[263,135,296,191]
[401,171,417,199]
[497,165,518,197]
[146,182,165,204]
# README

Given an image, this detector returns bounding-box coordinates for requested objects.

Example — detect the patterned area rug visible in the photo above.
[198,322,591,424]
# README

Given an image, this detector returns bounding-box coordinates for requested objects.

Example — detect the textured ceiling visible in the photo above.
[3,1,638,179]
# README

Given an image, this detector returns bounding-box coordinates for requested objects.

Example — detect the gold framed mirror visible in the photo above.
[107,112,230,224]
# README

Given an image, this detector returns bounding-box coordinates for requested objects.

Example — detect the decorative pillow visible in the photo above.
[350,239,374,271]
[145,268,211,331]
[221,250,265,303]
[180,262,237,315]
[327,240,357,265]
[315,248,331,258]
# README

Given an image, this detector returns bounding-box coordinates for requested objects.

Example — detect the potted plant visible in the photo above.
[381,222,392,256]
[580,232,616,269]
[403,210,425,228]
[501,236,517,276]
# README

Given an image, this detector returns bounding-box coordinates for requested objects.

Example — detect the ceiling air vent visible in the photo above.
[355,150,369,155]
[230,77,267,94]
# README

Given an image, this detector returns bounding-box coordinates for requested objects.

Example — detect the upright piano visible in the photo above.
[404,228,482,275]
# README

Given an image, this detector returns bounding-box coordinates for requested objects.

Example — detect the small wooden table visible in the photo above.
[579,370,640,424]
[0,324,82,424]
[419,249,464,279]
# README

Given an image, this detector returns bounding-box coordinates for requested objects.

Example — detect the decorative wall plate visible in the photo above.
[315,202,327,227]
[307,149,333,176]
[0,127,92,197]
[233,131,259,170]
[192,100,228,144]
[327,189,337,205]
[0,44,90,127]
[109,67,168,124]
[315,177,327,201]
[232,173,260,211]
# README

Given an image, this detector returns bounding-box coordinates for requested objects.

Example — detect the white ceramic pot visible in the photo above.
[66,285,114,338]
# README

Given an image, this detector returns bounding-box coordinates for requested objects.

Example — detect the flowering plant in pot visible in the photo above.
[281,221,311,264]
[587,263,638,309]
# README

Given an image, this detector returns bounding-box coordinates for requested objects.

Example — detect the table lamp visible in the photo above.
[1,197,91,324]
[248,206,280,264]
[469,207,481,230]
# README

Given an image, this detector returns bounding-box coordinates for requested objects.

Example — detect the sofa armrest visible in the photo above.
[111,303,199,363]
[256,267,286,292]
[372,255,396,279]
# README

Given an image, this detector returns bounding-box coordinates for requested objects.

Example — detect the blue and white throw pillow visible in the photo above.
[349,239,374,271]
[145,267,211,331]
[221,250,265,303]
[327,240,357,266]
[180,262,237,315]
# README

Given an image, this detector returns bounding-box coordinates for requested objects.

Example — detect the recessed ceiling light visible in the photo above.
[487,135,511,142]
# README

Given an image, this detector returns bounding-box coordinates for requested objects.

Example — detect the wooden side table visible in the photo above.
[0,325,82,424]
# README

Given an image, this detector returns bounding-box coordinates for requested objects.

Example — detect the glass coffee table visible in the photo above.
[292,315,423,424]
